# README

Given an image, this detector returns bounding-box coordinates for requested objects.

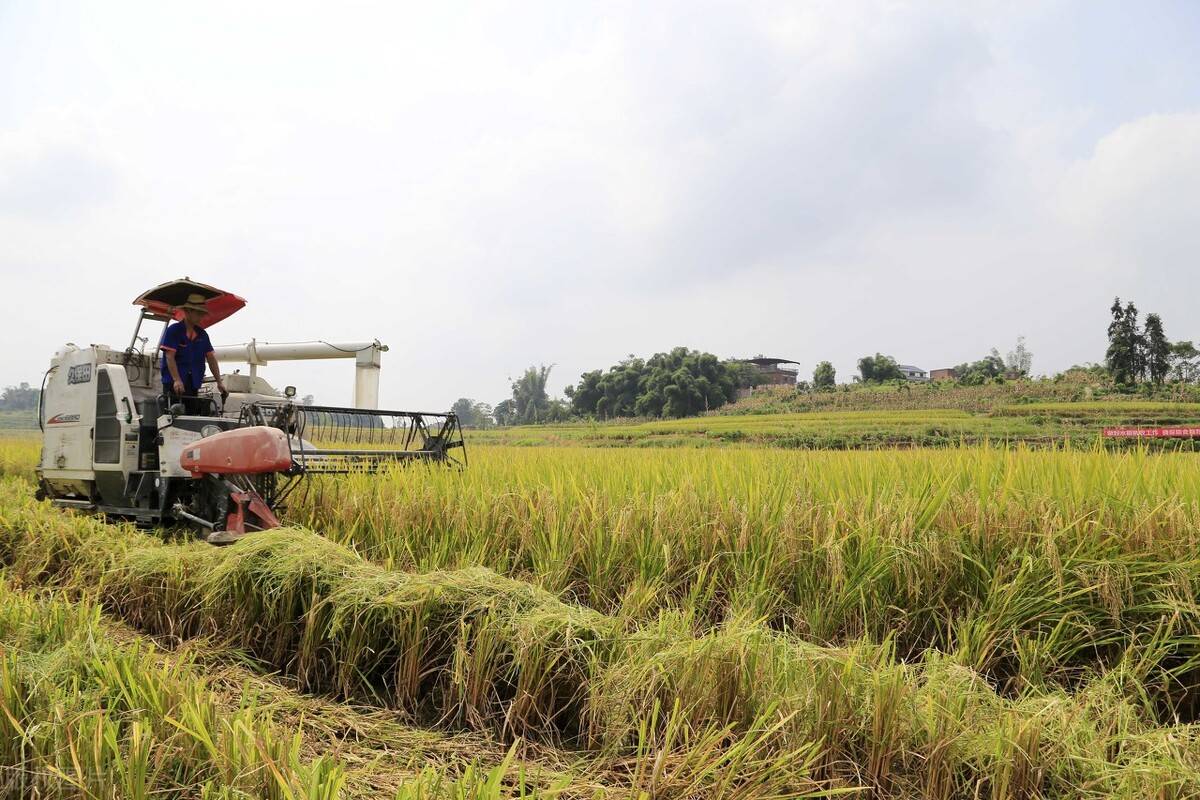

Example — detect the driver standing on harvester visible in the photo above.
[160,293,227,414]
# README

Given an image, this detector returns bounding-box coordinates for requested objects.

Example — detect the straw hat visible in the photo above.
[177,293,209,313]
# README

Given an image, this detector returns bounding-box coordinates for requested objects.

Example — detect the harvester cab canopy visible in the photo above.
[133,278,247,327]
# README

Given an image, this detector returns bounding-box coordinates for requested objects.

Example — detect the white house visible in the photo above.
[897,364,929,382]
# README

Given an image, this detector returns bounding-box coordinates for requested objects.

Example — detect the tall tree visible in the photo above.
[0,382,39,411]
[635,348,739,418]
[1005,336,1033,376]
[594,355,645,419]
[953,353,1006,385]
[471,401,495,428]
[857,353,903,383]
[511,365,554,424]
[1170,341,1199,383]
[812,361,836,390]
[563,370,603,416]
[1144,313,1170,385]
[856,355,875,383]
[450,397,480,426]
[566,349,742,419]
[1126,302,1148,382]
[1106,297,1141,386]
[493,399,516,426]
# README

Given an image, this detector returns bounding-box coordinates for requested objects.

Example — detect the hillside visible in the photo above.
[473,379,1200,449]
[717,374,1200,415]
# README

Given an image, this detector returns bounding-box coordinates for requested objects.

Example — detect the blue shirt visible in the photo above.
[160,322,213,391]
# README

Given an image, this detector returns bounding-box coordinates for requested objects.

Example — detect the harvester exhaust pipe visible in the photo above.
[210,339,387,409]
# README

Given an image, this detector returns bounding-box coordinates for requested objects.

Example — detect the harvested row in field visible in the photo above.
[9,437,1200,702]
[295,447,1200,700]
[111,617,611,798]
[3,479,1200,798]
[0,582,607,799]
[0,582,576,800]
[0,480,816,798]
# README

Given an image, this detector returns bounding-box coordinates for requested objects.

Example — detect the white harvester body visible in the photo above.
[41,344,156,498]
[35,278,463,541]
[38,340,283,512]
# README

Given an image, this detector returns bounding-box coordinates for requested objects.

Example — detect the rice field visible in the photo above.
[4,428,1200,797]
[469,409,1029,448]
[470,403,1200,449]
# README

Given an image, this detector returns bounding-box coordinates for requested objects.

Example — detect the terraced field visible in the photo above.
[471,402,1200,449]
[720,380,1200,415]
[4,435,1200,797]
[0,411,36,431]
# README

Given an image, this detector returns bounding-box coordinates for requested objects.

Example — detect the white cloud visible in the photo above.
[1059,113,1200,275]
[0,2,1198,406]
[0,111,117,220]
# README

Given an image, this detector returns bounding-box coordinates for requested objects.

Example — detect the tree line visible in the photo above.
[442,297,1200,429]
[566,347,742,419]
[1105,298,1194,385]
[852,337,1032,386]
[452,338,1040,427]
[0,383,39,411]
[451,365,569,428]
[451,347,749,427]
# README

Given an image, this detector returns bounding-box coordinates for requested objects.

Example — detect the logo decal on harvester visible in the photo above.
[46,413,81,425]
[67,364,93,384]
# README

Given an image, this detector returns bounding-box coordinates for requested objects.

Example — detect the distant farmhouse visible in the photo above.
[737,357,799,398]
[897,364,929,382]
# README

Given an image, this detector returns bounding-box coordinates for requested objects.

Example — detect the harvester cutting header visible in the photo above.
[36,279,464,543]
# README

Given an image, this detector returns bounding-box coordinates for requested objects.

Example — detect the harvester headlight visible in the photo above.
[200,424,222,439]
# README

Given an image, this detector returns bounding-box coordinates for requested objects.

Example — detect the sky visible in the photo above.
[1,1,1199,409]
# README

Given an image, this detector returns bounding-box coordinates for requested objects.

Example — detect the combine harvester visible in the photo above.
[36,279,464,543]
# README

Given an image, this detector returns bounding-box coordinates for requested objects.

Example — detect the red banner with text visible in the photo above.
[1103,427,1200,439]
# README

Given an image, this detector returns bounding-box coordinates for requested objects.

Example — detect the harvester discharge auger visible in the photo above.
[35,279,464,544]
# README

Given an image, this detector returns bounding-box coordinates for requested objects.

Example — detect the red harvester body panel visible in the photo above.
[180,426,293,477]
